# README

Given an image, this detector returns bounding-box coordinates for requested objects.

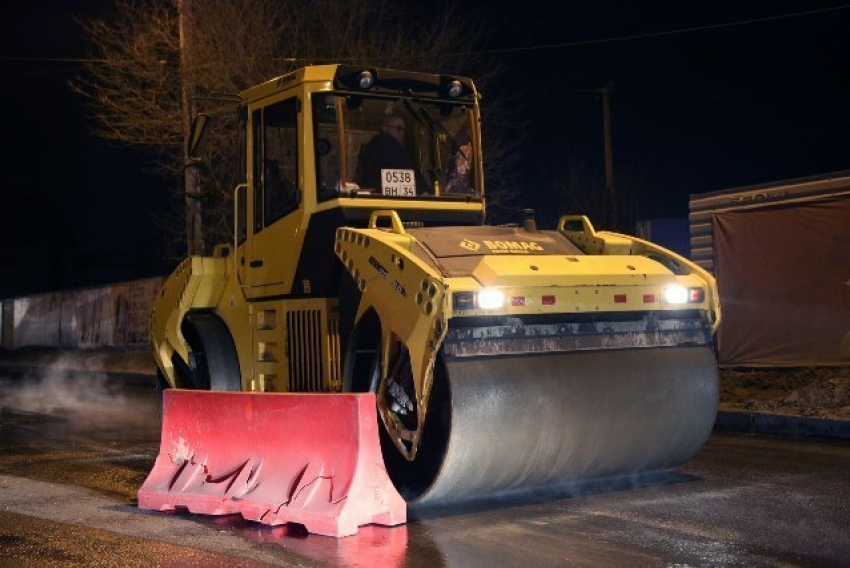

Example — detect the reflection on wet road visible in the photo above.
[0,371,159,502]
[2,369,850,566]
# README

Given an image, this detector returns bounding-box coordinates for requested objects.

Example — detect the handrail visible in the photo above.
[233,183,248,287]
[367,210,406,234]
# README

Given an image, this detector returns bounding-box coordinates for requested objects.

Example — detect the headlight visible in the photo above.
[663,285,688,304]
[358,70,375,89]
[477,289,505,310]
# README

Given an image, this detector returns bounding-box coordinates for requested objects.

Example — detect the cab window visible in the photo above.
[252,97,300,232]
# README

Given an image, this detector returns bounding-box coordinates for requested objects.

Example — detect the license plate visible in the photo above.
[381,169,416,197]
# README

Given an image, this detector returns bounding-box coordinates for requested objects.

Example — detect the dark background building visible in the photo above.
[2,0,848,297]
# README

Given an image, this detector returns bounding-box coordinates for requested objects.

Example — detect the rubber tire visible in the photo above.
[377,353,451,501]
[155,369,169,422]
[181,312,241,391]
[343,311,451,501]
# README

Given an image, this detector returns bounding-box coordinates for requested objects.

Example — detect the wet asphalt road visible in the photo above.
[1,369,849,567]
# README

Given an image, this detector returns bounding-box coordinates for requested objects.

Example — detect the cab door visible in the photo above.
[247,96,302,292]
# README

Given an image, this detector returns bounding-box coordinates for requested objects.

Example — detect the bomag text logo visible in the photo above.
[368,256,388,278]
[483,240,544,254]
[459,239,481,252]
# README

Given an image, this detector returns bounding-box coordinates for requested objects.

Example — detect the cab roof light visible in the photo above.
[358,70,375,89]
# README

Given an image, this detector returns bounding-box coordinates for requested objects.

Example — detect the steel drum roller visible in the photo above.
[390,346,718,506]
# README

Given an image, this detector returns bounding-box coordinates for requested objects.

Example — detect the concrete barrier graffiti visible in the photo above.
[1,277,164,349]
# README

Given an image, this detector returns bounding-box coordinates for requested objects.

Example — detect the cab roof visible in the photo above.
[240,65,477,105]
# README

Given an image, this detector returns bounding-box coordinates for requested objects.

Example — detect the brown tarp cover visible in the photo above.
[714,195,850,367]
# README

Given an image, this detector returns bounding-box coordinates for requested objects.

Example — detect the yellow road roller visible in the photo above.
[141,65,720,535]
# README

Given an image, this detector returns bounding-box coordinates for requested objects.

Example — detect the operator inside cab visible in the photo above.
[313,93,479,200]
[354,114,427,195]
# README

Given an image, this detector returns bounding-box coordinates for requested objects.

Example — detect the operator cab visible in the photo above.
[222,65,486,296]
[313,78,481,201]
[312,66,483,205]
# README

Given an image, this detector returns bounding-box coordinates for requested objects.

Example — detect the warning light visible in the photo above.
[688,287,705,303]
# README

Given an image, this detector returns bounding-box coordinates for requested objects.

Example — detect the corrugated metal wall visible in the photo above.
[689,171,850,273]
[689,171,850,367]
[0,277,164,349]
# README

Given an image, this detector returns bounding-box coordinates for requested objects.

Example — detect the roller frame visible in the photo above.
[336,211,449,460]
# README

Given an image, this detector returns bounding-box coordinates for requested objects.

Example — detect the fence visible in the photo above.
[1,277,164,349]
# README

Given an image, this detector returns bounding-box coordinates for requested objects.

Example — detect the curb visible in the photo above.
[715,410,850,440]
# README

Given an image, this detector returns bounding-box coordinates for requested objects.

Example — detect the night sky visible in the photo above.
[2,0,849,297]
[490,0,850,219]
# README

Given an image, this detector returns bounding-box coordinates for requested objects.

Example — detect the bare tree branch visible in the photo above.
[72,0,524,256]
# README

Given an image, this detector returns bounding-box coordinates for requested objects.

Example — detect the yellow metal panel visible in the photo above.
[240,65,338,105]
[150,256,228,386]
[336,220,447,460]
[471,255,677,288]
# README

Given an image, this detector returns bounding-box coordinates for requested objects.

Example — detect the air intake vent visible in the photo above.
[287,310,324,392]
[328,315,341,389]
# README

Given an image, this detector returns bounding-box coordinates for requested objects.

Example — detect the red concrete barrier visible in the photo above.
[138,390,406,537]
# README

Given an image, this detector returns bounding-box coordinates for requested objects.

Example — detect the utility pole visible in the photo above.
[599,85,615,229]
[178,0,204,256]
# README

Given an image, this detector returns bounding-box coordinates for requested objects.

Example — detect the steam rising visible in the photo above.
[0,354,158,429]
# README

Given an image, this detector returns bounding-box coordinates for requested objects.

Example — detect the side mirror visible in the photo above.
[187,113,210,160]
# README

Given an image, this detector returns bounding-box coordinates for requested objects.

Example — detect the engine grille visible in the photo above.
[327,316,341,389]
[287,309,324,392]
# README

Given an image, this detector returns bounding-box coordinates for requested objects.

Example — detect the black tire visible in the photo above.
[155,369,169,422]
[343,310,451,501]
[377,352,451,501]
[178,312,241,391]
[338,270,362,374]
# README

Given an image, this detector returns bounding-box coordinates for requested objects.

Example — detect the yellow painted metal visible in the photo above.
[151,65,484,394]
[150,64,721,471]
[150,255,228,386]
[557,215,632,254]
[558,214,721,330]
[250,297,342,393]
[240,65,338,106]
[335,210,448,459]
[334,212,720,460]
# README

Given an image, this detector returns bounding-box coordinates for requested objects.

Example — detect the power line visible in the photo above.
[425,4,850,58]
[0,65,85,79]
[1,4,848,65]
[0,56,105,63]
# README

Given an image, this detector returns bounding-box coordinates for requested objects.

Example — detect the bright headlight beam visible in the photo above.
[663,285,688,304]
[477,289,505,310]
